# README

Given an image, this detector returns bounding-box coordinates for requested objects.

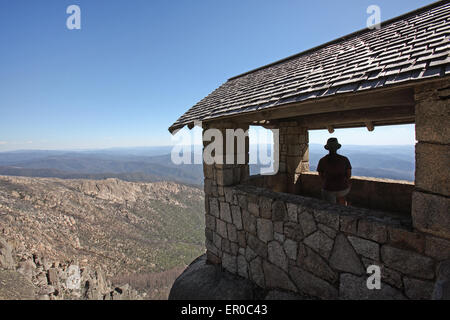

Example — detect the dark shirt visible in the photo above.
[317,154,352,191]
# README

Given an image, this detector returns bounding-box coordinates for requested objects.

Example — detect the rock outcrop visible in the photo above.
[169,254,311,300]
[0,236,144,300]
[0,175,205,299]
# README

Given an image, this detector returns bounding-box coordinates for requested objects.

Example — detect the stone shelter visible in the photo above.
[169,1,450,299]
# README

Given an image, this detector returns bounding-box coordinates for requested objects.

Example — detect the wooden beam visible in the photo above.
[292,105,415,129]
[365,121,375,132]
[218,87,415,124]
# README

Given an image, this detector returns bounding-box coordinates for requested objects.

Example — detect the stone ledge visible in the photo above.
[232,184,412,230]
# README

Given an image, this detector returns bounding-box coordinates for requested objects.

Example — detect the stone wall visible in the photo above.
[204,184,450,299]
[202,81,450,299]
[412,80,450,240]
[299,172,413,215]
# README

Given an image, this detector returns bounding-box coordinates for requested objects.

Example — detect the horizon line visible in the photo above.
[0,143,416,153]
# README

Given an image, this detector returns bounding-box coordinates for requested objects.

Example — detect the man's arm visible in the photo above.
[346,158,352,185]
[346,168,352,179]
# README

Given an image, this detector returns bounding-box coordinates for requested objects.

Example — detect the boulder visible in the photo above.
[0,237,15,270]
[169,255,263,300]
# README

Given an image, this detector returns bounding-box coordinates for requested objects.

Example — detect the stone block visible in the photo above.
[303,230,334,259]
[339,273,405,300]
[223,187,235,204]
[290,266,338,299]
[247,234,267,259]
[412,191,450,239]
[206,239,219,256]
[237,230,246,248]
[268,241,288,272]
[205,214,216,231]
[248,202,259,217]
[274,232,285,243]
[381,245,435,279]
[245,247,257,262]
[206,250,221,265]
[425,236,450,261]
[284,222,304,242]
[249,257,265,288]
[256,218,274,243]
[286,203,298,222]
[348,236,380,261]
[314,210,339,230]
[272,200,287,221]
[274,221,284,234]
[237,194,247,209]
[230,242,239,255]
[209,198,220,218]
[205,228,213,242]
[340,215,358,235]
[259,196,272,219]
[216,168,235,186]
[242,210,256,235]
[388,227,425,253]
[415,97,449,144]
[432,260,450,300]
[263,261,297,292]
[318,223,337,239]
[203,164,214,180]
[357,219,387,243]
[297,245,337,283]
[403,277,434,300]
[237,255,248,278]
[329,234,364,275]
[219,202,233,223]
[298,211,317,236]
[415,142,449,196]
[231,205,243,230]
[222,253,237,274]
[284,239,298,261]
[216,219,228,239]
[204,179,217,197]
[222,238,231,253]
[227,223,238,242]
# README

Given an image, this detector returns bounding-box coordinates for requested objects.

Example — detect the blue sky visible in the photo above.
[0,0,434,151]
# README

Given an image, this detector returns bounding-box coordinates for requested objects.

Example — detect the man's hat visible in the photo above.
[324,138,341,150]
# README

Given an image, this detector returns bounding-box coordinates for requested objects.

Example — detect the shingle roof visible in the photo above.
[169,1,450,133]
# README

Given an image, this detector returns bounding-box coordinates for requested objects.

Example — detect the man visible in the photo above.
[317,138,352,205]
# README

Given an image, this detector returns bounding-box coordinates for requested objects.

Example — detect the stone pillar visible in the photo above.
[278,121,309,194]
[412,80,450,239]
[202,121,250,264]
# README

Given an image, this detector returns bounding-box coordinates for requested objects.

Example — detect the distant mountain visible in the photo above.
[308,144,415,181]
[250,143,415,181]
[0,149,203,186]
[0,144,415,184]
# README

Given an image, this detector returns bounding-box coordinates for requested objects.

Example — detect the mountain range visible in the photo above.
[0,144,415,183]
